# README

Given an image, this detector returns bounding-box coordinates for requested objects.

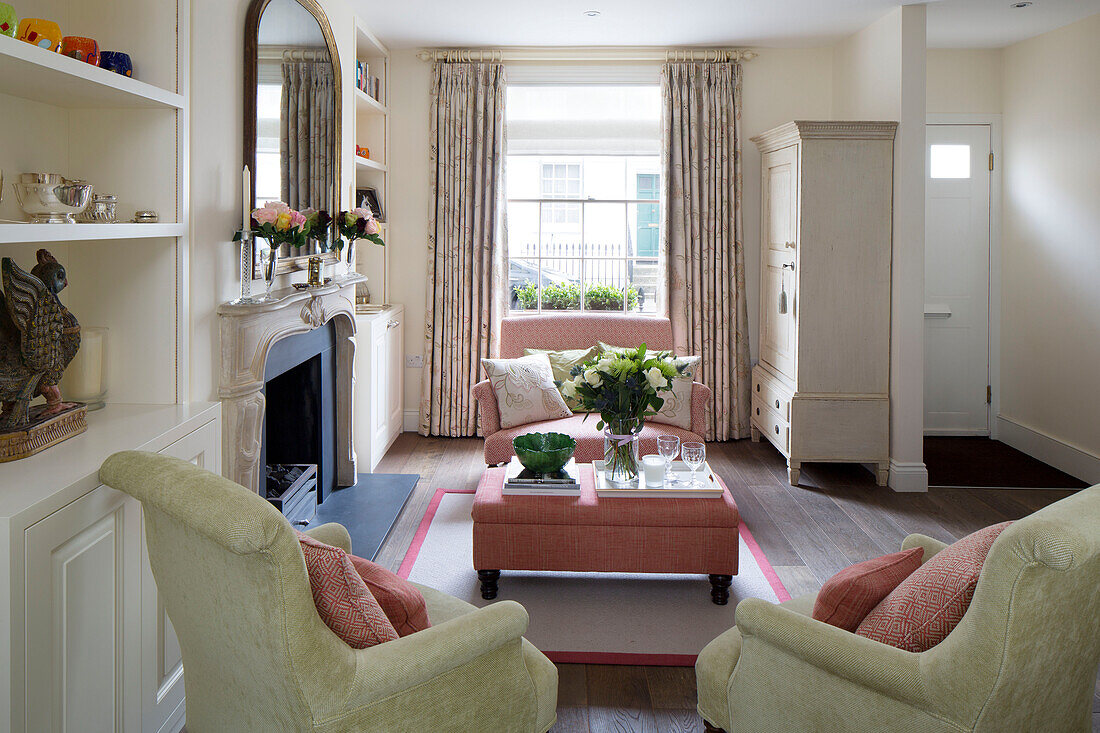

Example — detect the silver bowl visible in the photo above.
[77,194,119,223]
[13,174,94,223]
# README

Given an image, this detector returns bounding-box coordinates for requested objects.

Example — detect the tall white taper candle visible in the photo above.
[243,165,251,233]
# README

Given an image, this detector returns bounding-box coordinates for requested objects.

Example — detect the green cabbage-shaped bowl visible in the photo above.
[512,432,577,473]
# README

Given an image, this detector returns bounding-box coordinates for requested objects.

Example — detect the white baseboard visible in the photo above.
[889,460,929,493]
[996,415,1100,485]
[403,409,420,433]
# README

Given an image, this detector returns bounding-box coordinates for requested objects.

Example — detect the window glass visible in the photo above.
[930,144,971,179]
[505,85,662,314]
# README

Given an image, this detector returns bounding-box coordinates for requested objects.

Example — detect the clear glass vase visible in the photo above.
[604,417,642,488]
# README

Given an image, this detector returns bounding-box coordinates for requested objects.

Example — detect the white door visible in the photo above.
[924,124,992,434]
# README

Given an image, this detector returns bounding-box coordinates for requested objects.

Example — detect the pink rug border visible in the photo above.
[398,487,792,665]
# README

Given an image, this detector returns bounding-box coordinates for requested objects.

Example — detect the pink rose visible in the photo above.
[264,201,291,213]
[351,207,372,220]
[365,217,381,235]
[288,210,307,232]
[252,207,278,225]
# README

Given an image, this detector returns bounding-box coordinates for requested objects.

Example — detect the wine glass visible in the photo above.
[656,435,680,486]
[681,442,706,487]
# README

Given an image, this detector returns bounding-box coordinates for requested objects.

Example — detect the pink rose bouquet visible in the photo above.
[335,206,385,250]
[240,201,311,249]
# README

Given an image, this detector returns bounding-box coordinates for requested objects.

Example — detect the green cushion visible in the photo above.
[525,346,598,412]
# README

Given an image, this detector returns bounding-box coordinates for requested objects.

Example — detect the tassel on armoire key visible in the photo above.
[778,278,788,315]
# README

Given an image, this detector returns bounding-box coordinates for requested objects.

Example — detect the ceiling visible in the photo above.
[349,0,1100,50]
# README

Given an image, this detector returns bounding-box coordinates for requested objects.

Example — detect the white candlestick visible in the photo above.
[242,165,251,233]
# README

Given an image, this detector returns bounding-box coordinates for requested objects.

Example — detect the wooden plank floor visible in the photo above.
[374,434,1096,733]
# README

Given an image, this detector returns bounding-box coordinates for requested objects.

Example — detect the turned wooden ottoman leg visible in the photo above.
[709,574,733,605]
[478,569,500,600]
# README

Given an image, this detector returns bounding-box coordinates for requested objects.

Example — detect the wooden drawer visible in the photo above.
[752,395,790,456]
[752,369,792,422]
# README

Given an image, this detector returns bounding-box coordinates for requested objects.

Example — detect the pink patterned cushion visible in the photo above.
[499,315,673,359]
[856,522,1012,651]
[296,532,398,648]
[482,412,705,465]
[347,554,431,637]
[812,548,924,632]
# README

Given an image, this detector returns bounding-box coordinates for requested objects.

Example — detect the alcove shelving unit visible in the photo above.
[0,3,217,732]
[352,18,390,303]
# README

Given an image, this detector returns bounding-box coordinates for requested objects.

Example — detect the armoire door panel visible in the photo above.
[762,145,799,253]
[760,250,796,379]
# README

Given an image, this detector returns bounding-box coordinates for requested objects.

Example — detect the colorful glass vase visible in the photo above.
[16,18,62,51]
[98,51,132,77]
[0,4,17,38]
[61,36,99,65]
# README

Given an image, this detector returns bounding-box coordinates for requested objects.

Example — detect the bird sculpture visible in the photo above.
[0,249,81,429]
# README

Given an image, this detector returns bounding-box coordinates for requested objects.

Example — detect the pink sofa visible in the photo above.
[473,314,710,465]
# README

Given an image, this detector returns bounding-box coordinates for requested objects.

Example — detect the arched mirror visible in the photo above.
[244,0,341,275]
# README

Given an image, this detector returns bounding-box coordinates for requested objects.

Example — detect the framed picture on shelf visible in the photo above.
[357,187,384,222]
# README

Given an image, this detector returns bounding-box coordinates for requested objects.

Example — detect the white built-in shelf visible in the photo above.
[0,222,187,244]
[0,35,183,110]
[354,88,387,115]
[355,21,389,58]
[355,156,388,173]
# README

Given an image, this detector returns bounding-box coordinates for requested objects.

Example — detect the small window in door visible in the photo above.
[930,145,971,179]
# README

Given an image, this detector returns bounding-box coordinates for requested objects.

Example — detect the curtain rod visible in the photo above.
[415,47,758,64]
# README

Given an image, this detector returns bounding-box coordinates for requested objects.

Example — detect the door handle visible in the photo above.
[923,304,952,318]
[782,263,795,271]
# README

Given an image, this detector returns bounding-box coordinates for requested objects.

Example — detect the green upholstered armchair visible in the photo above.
[99,451,557,733]
[696,484,1100,733]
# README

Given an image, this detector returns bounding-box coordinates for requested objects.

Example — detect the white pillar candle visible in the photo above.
[642,454,666,487]
[242,165,251,233]
[60,327,107,407]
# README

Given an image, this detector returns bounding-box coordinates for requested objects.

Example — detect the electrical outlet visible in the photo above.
[406,354,423,368]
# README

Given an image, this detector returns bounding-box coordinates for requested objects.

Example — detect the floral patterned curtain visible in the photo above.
[419,62,508,437]
[662,61,751,441]
[281,57,333,216]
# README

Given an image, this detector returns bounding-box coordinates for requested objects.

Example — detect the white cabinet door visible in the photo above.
[385,317,404,445]
[371,319,390,466]
[760,249,797,380]
[762,145,799,254]
[25,486,143,733]
[140,419,220,733]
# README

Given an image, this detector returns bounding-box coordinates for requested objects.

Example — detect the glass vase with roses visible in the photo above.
[561,345,686,487]
[334,207,385,277]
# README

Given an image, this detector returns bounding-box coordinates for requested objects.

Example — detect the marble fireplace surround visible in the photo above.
[218,276,364,494]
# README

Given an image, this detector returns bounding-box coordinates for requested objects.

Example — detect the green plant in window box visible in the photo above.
[584,284,638,311]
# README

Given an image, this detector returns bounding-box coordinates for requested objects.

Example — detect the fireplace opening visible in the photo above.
[261,323,340,505]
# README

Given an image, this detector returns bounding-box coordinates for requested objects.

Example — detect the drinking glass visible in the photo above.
[681,442,706,487]
[656,435,680,485]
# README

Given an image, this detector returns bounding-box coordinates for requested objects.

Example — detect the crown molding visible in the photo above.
[751,120,898,151]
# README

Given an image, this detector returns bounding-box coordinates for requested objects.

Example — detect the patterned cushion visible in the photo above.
[347,554,431,636]
[296,531,399,648]
[812,548,924,632]
[856,522,1012,651]
[599,343,700,429]
[481,353,572,429]
[524,346,599,412]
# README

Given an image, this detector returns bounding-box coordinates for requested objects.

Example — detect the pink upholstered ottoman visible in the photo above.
[472,464,740,604]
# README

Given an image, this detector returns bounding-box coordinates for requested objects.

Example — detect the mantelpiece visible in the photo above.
[218,275,364,494]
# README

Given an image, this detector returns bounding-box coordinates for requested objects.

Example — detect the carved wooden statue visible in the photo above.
[0,249,81,429]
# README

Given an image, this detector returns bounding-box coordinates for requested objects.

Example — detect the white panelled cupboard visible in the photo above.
[2,403,220,733]
[750,121,897,487]
[354,304,405,471]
